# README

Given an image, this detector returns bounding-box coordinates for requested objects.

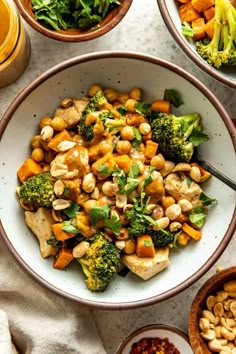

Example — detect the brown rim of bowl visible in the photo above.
[0,51,236,309]
[188,266,236,354]
[157,0,236,89]
[14,0,133,42]
[116,323,191,353]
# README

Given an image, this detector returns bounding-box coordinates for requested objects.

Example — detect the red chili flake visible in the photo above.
[130,336,180,354]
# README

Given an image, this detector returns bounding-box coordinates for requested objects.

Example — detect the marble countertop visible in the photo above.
[0,1,235,353]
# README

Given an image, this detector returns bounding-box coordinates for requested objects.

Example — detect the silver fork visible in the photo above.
[194,149,236,191]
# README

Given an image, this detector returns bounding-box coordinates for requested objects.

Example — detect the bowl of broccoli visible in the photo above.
[157,0,236,89]
[0,52,235,309]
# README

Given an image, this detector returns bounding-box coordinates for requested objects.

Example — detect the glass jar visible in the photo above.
[0,0,31,88]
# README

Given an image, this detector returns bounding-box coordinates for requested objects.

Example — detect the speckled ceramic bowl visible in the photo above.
[116,324,193,353]
[0,52,235,309]
[14,0,132,42]
[157,0,236,89]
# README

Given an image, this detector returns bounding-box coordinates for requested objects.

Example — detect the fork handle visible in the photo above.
[199,160,236,191]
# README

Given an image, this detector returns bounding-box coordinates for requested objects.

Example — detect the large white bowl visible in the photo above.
[157,0,236,89]
[0,52,235,309]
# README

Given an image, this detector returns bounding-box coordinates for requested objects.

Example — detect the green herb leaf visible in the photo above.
[163,89,183,108]
[63,202,80,218]
[142,166,156,189]
[134,102,151,116]
[200,192,217,206]
[46,236,58,247]
[186,175,192,188]
[131,127,142,150]
[128,162,140,179]
[97,163,113,177]
[116,106,127,116]
[189,206,207,227]
[89,205,111,225]
[118,178,139,195]
[189,129,209,146]
[63,185,71,196]
[112,166,126,188]
[62,220,81,234]
[144,240,153,247]
[103,215,122,235]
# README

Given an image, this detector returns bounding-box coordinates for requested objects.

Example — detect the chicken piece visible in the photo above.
[53,97,89,129]
[63,177,82,204]
[25,207,58,258]
[164,172,202,207]
[50,145,90,178]
[122,247,170,280]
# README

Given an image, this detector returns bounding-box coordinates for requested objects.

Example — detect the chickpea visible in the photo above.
[150,154,165,170]
[61,97,73,108]
[104,88,118,102]
[125,98,138,113]
[88,84,102,97]
[42,164,50,172]
[117,92,129,104]
[31,135,41,149]
[139,122,151,135]
[39,139,51,152]
[120,126,135,141]
[123,239,136,255]
[116,228,129,240]
[50,116,66,131]
[161,196,176,210]
[116,140,132,155]
[44,150,56,163]
[129,87,142,101]
[99,140,113,155]
[102,102,113,111]
[31,148,45,162]
[39,116,52,129]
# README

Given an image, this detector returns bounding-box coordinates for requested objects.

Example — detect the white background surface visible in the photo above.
[0,1,235,353]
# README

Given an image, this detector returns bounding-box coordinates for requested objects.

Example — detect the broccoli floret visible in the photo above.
[78,90,107,141]
[19,172,56,210]
[195,0,236,69]
[99,110,125,133]
[149,112,206,162]
[148,228,177,248]
[78,232,121,292]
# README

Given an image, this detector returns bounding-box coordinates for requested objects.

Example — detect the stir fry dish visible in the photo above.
[178,0,236,69]
[16,84,216,292]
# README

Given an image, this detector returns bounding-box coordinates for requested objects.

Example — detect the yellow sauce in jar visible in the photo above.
[0,0,31,88]
[0,0,10,46]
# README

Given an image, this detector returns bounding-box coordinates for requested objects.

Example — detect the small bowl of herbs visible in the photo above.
[14,0,133,42]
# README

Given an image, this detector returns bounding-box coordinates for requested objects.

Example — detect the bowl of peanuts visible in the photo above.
[189,266,236,354]
[0,52,235,309]
[157,0,236,89]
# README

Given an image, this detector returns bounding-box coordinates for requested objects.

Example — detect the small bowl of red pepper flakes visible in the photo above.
[116,324,193,354]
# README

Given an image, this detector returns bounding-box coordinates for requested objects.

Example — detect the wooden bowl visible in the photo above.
[14,0,132,42]
[188,266,236,354]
